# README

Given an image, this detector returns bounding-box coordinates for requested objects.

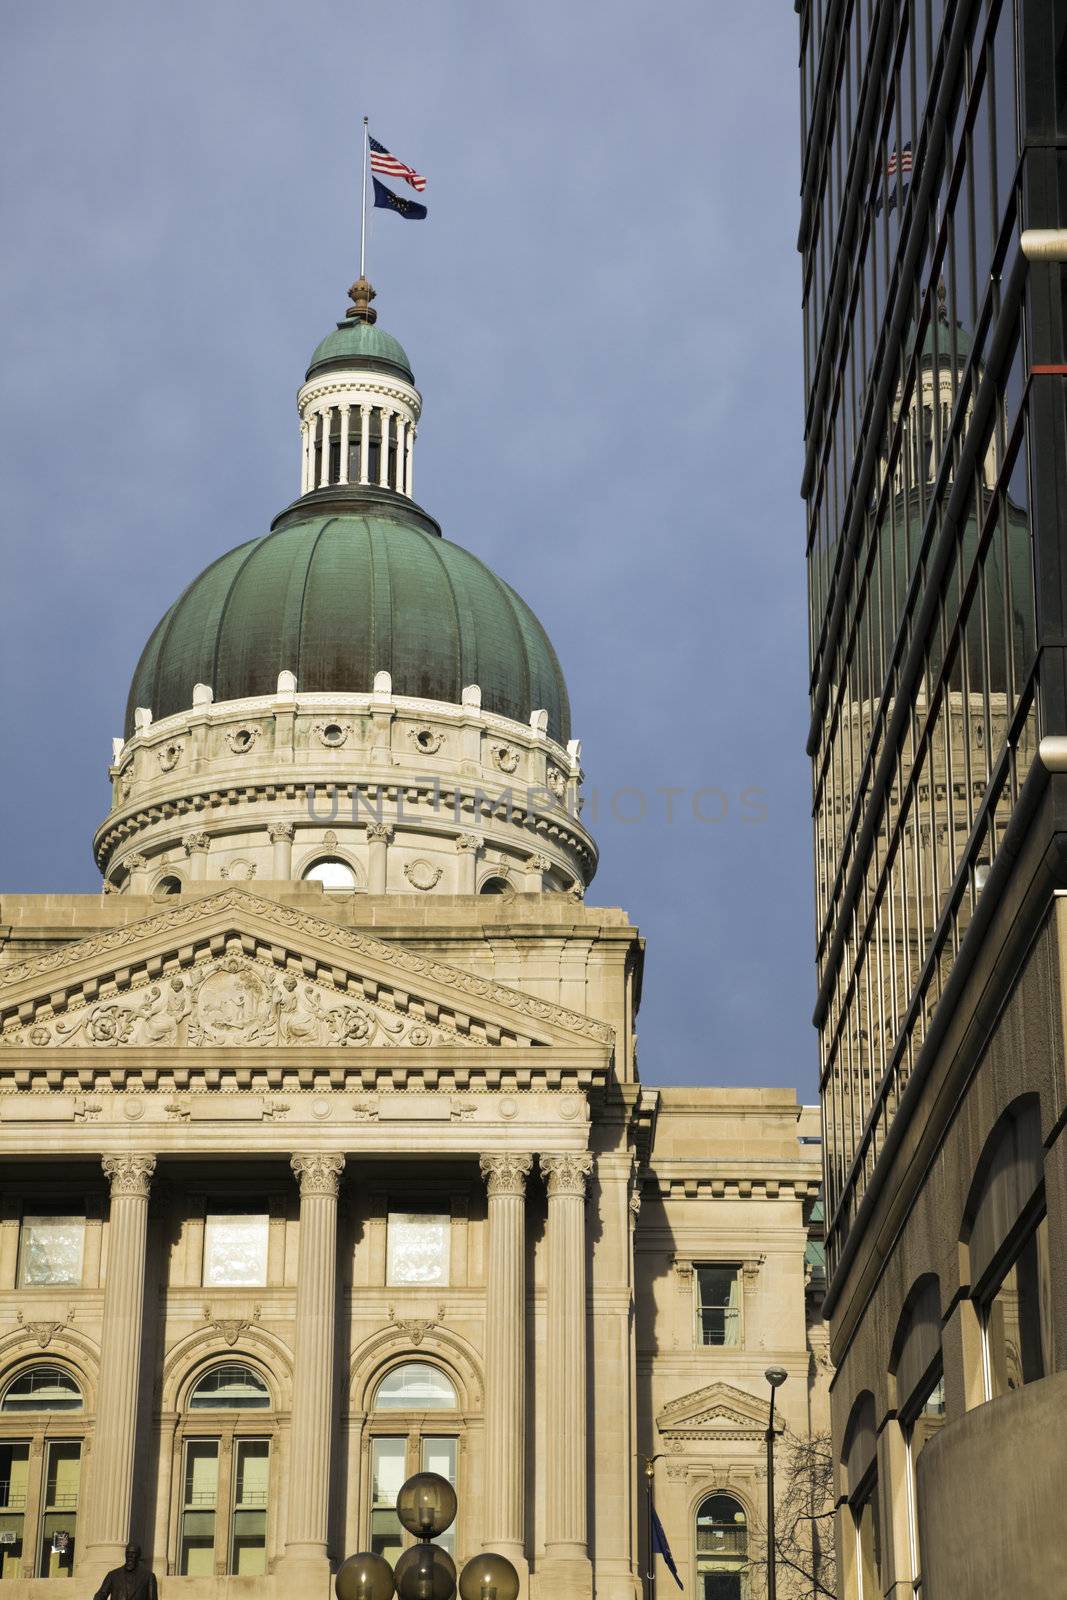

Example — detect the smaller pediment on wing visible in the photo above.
[0,890,614,1054]
[657,1382,783,1441]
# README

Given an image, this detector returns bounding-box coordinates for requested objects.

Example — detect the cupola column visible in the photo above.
[379,409,391,489]
[300,418,311,494]
[405,424,415,497]
[318,407,333,489]
[394,416,407,492]
[359,404,371,485]
[338,404,350,485]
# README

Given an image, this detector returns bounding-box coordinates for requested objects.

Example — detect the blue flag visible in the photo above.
[372,174,427,221]
[651,1504,684,1591]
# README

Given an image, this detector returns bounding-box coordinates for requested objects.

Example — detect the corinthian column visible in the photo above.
[285,1153,345,1572]
[539,1152,593,1591]
[479,1154,532,1571]
[81,1154,156,1578]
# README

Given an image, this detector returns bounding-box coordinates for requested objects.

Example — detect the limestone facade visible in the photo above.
[0,886,825,1600]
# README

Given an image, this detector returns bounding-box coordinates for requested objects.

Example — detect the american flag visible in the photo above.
[875,142,913,215]
[369,135,426,193]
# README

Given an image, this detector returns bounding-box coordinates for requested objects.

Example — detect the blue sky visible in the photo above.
[0,1,816,1099]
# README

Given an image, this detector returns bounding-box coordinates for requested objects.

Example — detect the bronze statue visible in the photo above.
[92,1542,158,1600]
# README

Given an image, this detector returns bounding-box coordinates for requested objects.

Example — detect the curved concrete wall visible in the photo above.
[917,1370,1067,1597]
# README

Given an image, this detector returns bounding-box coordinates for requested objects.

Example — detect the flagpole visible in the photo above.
[360,115,369,277]
[645,1457,657,1600]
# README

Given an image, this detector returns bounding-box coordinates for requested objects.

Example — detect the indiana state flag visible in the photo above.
[652,1504,684,1590]
[372,174,427,221]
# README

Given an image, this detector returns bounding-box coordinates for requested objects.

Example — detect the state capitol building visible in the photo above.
[0,274,826,1599]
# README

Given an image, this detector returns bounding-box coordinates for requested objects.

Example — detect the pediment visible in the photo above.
[0,890,613,1055]
[657,1382,783,1441]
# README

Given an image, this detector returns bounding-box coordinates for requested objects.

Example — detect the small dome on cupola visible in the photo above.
[306,276,414,382]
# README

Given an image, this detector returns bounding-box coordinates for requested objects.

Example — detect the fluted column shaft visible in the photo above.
[285,1153,344,1565]
[339,405,350,485]
[394,417,407,491]
[318,408,333,488]
[480,1154,532,1565]
[379,410,391,488]
[359,405,371,484]
[540,1152,593,1560]
[82,1155,156,1571]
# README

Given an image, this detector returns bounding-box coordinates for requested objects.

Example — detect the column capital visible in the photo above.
[182,831,209,855]
[366,822,394,843]
[455,832,483,854]
[480,1152,533,1197]
[291,1153,345,1197]
[101,1154,156,1198]
[268,822,295,844]
[539,1151,593,1198]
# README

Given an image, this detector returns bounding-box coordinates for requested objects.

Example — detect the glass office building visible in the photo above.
[798,2,1067,1594]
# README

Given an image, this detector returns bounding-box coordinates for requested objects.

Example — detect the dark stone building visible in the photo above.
[797,1,1067,1593]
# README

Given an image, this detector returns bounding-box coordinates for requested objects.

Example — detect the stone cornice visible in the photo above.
[643,1159,821,1203]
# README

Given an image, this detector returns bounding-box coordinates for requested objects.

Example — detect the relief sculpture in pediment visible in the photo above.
[5,952,445,1050]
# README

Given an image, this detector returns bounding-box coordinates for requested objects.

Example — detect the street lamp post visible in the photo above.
[335,1472,521,1600]
[764,1367,788,1600]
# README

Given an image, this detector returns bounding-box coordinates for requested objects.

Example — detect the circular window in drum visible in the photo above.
[1,1367,83,1413]
[373,1363,457,1411]
[302,857,358,892]
[188,1364,270,1410]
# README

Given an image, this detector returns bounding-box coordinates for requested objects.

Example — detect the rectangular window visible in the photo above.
[18,1217,84,1288]
[203,1210,269,1288]
[982,1213,1053,1397]
[421,1437,457,1556]
[0,1443,28,1580]
[695,1266,742,1347]
[230,1440,269,1576]
[38,1441,79,1580]
[370,1437,406,1562]
[179,1440,219,1576]
[387,1212,450,1287]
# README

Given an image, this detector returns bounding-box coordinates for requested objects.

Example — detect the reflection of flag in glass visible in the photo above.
[875,141,913,215]
[651,1504,684,1591]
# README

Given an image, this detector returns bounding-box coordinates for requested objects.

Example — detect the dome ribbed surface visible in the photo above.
[125,507,571,744]
[306,321,413,381]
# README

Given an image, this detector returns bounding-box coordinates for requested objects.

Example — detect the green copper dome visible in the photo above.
[306,320,413,381]
[125,497,571,744]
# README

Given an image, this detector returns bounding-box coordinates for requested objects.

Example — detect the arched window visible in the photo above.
[0,1367,85,1577]
[302,857,358,892]
[367,1363,460,1562]
[153,875,182,898]
[479,877,510,895]
[1,1367,82,1413]
[177,1364,274,1578]
[695,1494,748,1597]
[373,1363,457,1411]
[188,1365,271,1410]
